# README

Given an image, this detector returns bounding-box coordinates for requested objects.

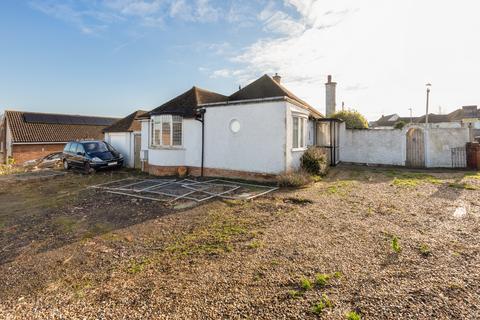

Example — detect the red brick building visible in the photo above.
[0,111,118,165]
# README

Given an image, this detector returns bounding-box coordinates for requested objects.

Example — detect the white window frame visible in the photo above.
[150,115,183,148]
[292,114,308,151]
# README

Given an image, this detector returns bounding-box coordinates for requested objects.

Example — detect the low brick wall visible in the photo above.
[12,143,65,165]
[146,164,278,182]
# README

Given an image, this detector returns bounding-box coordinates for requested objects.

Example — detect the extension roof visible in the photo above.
[3,110,118,143]
[103,110,147,133]
[147,87,228,118]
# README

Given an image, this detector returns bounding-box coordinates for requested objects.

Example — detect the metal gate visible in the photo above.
[451,146,467,168]
[315,118,342,166]
[406,128,425,168]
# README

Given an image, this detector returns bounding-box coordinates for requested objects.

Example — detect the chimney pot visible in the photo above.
[327,75,332,83]
[273,73,281,84]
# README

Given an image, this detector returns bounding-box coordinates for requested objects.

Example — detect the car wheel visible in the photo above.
[63,159,70,170]
[84,162,94,174]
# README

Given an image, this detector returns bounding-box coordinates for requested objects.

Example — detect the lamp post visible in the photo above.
[408,108,413,123]
[425,83,432,124]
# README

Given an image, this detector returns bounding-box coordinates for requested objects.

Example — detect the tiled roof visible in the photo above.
[5,110,118,143]
[103,110,147,133]
[148,87,228,118]
[228,75,322,117]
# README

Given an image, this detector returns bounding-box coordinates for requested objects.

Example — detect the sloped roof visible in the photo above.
[228,75,322,117]
[372,114,418,127]
[416,113,450,123]
[148,87,227,118]
[4,110,118,143]
[103,110,147,133]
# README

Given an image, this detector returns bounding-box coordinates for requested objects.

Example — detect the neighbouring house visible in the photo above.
[103,110,147,169]
[0,110,118,165]
[138,74,329,180]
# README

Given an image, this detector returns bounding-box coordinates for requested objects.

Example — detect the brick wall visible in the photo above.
[146,164,278,182]
[12,143,66,165]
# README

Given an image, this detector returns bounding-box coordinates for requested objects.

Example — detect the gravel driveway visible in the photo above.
[0,166,479,319]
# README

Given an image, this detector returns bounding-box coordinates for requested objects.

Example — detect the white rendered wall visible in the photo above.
[203,101,287,174]
[339,124,406,166]
[104,132,136,167]
[426,127,469,167]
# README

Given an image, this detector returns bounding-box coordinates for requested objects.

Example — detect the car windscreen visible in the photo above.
[82,142,110,154]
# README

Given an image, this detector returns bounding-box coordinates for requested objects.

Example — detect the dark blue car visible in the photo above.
[62,140,124,173]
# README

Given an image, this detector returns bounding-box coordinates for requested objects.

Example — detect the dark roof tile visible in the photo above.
[103,110,147,133]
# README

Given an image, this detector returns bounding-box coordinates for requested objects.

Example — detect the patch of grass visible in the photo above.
[300,277,313,290]
[327,181,353,195]
[463,172,480,180]
[53,216,78,233]
[247,240,263,249]
[288,289,304,299]
[312,294,333,315]
[315,273,330,287]
[71,279,93,299]
[167,210,251,256]
[449,182,478,190]
[419,243,431,257]
[127,258,151,274]
[391,236,402,254]
[391,172,442,188]
[346,311,362,320]
[82,222,114,239]
[284,197,314,205]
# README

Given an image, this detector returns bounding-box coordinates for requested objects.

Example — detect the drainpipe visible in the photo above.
[195,108,206,177]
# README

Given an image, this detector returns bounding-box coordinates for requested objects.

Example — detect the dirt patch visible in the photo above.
[1,166,480,319]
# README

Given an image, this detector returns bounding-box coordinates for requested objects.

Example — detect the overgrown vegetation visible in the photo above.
[393,120,406,129]
[0,163,24,176]
[300,277,313,290]
[277,170,314,188]
[327,181,353,196]
[127,258,151,274]
[449,182,478,190]
[332,110,369,129]
[300,147,329,176]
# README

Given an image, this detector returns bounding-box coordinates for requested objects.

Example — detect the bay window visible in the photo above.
[151,115,183,147]
[292,115,307,149]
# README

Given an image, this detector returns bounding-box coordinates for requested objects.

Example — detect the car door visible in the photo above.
[73,143,86,167]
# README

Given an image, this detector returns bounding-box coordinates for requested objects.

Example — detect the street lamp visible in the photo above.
[425,83,432,124]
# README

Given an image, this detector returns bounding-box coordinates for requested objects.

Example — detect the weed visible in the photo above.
[277,170,314,188]
[449,183,478,190]
[315,273,330,287]
[71,279,93,299]
[419,243,431,257]
[391,236,402,254]
[288,289,304,299]
[346,311,362,320]
[327,181,352,195]
[127,258,150,274]
[333,271,342,279]
[248,240,263,249]
[53,216,78,233]
[312,294,333,315]
[300,277,313,290]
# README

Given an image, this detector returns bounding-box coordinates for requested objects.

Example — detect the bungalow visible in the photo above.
[138,74,332,181]
[0,110,118,164]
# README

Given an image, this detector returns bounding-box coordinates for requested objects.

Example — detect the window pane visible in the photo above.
[300,119,305,148]
[162,117,171,145]
[172,122,182,146]
[152,121,161,146]
[293,117,299,148]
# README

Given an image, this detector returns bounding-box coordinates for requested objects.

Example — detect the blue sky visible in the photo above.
[1,0,479,120]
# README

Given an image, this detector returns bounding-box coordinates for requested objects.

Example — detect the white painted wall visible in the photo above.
[105,131,139,168]
[426,127,469,167]
[204,101,287,174]
[339,123,471,168]
[339,124,406,166]
[285,102,310,171]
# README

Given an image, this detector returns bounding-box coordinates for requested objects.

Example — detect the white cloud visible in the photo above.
[223,0,480,120]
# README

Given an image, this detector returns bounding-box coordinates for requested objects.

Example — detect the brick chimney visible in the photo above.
[273,73,281,84]
[325,75,337,117]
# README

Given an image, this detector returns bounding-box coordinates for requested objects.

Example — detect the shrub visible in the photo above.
[393,120,406,129]
[332,110,369,129]
[277,170,313,188]
[300,147,329,176]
